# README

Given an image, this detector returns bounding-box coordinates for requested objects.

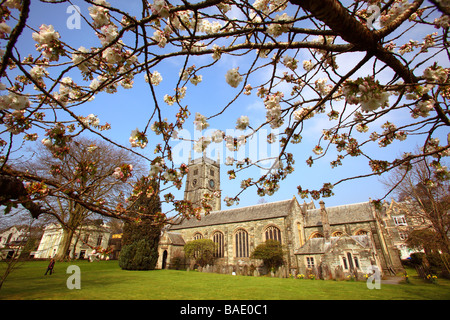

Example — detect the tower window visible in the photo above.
[210,169,214,176]
[193,169,198,175]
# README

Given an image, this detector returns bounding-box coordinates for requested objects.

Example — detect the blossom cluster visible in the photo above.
[379,0,412,28]
[32,24,63,61]
[144,70,163,86]
[225,68,243,88]
[112,164,133,182]
[193,113,209,131]
[0,92,31,111]
[235,116,250,131]
[266,13,294,38]
[41,124,72,159]
[343,77,390,112]
[129,128,148,148]
[264,91,284,129]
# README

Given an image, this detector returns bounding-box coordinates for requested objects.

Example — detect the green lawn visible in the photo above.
[1,260,449,300]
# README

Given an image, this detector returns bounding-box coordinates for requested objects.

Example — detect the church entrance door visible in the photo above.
[162,250,168,269]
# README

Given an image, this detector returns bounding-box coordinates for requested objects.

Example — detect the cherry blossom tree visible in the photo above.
[0,0,449,227]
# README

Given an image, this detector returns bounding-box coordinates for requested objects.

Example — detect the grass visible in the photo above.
[1,260,450,300]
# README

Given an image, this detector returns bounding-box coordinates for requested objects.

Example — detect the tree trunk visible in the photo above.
[55,227,74,261]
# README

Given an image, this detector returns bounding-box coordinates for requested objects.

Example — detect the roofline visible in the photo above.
[306,200,373,212]
[170,198,296,230]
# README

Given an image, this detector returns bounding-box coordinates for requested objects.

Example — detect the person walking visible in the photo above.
[44,258,56,275]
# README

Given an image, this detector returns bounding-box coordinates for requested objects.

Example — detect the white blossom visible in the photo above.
[211,130,224,143]
[145,70,163,86]
[225,68,243,88]
[283,55,298,71]
[41,138,52,147]
[194,113,209,131]
[236,115,250,130]
[360,91,390,112]
[303,60,314,71]
[29,65,48,80]
[0,22,11,36]
[194,136,211,152]
[88,0,111,28]
[0,92,31,110]
[72,46,90,72]
[151,0,170,18]
[32,24,60,45]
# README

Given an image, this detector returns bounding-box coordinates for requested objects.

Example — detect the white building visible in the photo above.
[0,226,30,259]
[35,221,111,259]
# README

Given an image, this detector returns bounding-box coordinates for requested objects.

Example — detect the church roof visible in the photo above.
[304,201,375,227]
[166,232,185,246]
[295,234,371,255]
[295,237,339,254]
[170,198,296,230]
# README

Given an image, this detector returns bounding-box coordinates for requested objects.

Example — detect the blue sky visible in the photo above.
[4,1,449,216]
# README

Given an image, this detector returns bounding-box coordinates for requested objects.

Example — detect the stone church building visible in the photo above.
[157,154,404,279]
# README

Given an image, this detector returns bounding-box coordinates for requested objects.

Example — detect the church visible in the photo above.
[157,154,405,279]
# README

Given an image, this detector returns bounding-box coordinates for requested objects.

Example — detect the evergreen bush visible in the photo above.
[119,177,162,271]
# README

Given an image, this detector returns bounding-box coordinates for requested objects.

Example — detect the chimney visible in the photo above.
[319,200,331,241]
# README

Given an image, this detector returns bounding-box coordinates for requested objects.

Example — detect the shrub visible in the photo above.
[250,240,284,271]
[119,239,159,270]
[184,239,216,267]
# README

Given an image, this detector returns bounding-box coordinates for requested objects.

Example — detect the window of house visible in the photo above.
[343,252,356,270]
[96,235,103,246]
[83,234,90,244]
[235,229,249,258]
[353,256,360,269]
[393,215,408,226]
[213,231,224,258]
[342,257,348,269]
[265,226,282,244]
[306,257,315,268]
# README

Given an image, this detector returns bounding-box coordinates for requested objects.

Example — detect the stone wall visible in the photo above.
[173,216,291,267]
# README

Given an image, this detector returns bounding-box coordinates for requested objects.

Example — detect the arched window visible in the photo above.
[193,232,203,240]
[212,231,224,258]
[235,229,249,258]
[309,232,324,239]
[265,226,282,244]
[332,231,343,237]
[354,230,368,236]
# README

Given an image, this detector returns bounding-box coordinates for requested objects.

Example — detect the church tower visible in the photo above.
[184,151,221,212]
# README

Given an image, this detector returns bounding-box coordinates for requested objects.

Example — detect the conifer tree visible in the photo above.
[119,177,162,270]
